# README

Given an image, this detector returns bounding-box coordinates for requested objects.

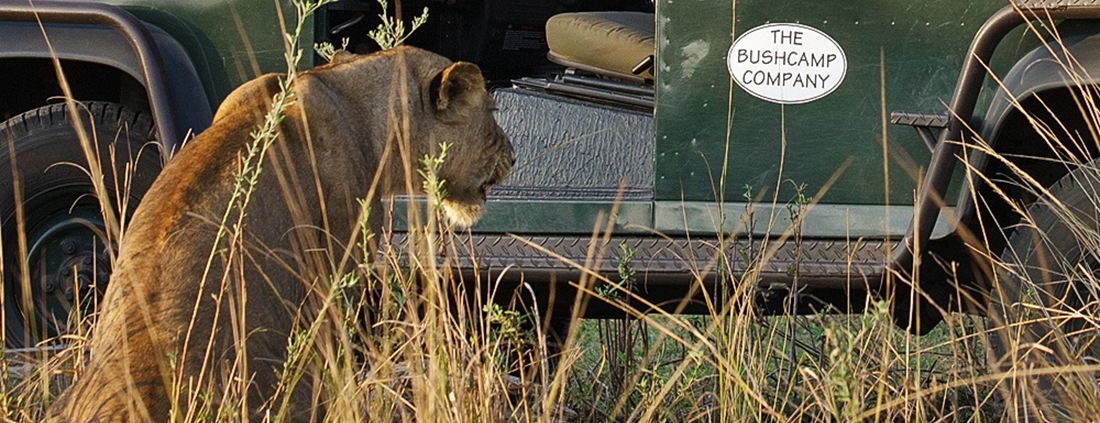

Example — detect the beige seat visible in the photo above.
[545,12,654,82]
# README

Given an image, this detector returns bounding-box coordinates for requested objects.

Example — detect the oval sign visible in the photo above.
[727,23,847,104]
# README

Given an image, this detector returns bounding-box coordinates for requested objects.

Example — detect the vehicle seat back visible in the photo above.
[545,12,654,83]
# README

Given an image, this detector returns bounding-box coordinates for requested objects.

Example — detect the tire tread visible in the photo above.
[0,102,155,143]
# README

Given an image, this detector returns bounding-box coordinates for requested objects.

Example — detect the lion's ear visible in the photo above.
[330,50,355,64]
[431,62,486,120]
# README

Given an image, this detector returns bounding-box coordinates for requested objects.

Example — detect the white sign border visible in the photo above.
[727,22,848,105]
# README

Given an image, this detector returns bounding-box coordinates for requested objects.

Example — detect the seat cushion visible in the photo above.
[545,12,655,80]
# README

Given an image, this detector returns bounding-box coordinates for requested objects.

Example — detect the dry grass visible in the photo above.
[4,3,1100,423]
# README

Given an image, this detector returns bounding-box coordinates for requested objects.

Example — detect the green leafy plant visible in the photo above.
[418,141,451,214]
[314,37,348,62]
[315,0,428,60]
[367,0,428,50]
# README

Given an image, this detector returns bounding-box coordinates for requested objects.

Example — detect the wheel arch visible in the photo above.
[0,2,214,154]
[977,30,1100,154]
[950,31,1100,299]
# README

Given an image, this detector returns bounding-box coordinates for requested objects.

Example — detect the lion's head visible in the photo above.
[323,47,514,228]
[421,58,513,228]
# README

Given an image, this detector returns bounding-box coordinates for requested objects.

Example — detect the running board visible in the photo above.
[389,233,893,314]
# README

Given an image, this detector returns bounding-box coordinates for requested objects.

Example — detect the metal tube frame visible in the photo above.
[893,2,1100,281]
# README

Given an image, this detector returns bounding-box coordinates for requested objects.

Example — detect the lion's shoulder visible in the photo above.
[213,73,282,122]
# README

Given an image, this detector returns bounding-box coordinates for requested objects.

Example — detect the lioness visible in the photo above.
[47,46,513,422]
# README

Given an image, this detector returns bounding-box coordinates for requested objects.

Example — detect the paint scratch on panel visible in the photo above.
[681,39,710,78]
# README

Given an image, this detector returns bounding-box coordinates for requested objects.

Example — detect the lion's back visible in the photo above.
[46,76,283,423]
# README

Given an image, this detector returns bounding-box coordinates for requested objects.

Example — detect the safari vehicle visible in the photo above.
[3,0,1100,350]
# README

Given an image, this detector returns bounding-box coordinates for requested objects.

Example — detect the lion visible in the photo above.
[46,46,514,422]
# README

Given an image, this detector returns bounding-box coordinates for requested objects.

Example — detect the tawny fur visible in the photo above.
[47,46,513,422]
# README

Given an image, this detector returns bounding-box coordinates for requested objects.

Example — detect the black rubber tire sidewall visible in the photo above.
[990,160,1100,355]
[0,102,162,348]
[987,158,1100,419]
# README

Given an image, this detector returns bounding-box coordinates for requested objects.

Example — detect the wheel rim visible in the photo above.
[0,102,160,348]
[6,190,111,345]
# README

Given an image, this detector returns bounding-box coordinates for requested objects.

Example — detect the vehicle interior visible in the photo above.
[324,0,656,110]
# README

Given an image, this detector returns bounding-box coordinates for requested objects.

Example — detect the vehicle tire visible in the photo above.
[987,157,1100,420]
[0,102,162,349]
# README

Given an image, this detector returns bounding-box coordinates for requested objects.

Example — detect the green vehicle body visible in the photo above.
[2,0,1100,344]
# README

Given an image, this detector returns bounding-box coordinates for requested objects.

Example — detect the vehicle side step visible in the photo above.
[890,110,948,152]
[391,233,892,291]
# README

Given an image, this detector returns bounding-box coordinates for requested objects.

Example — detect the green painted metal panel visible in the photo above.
[60,0,1044,239]
[655,0,1003,205]
[396,199,957,239]
[108,0,307,106]
[652,201,954,238]
[393,200,654,234]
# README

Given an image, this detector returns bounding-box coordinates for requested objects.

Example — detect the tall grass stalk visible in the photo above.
[168,2,335,420]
